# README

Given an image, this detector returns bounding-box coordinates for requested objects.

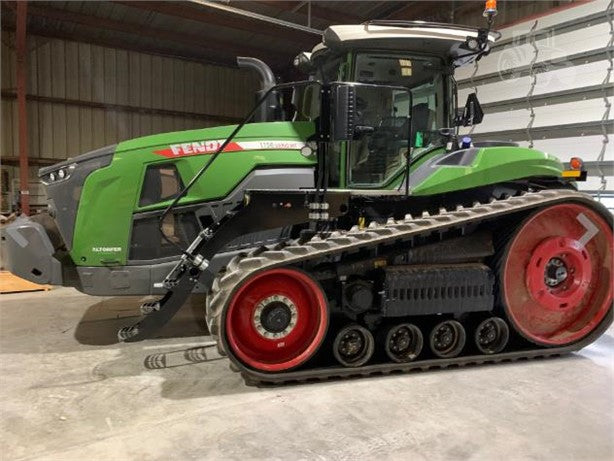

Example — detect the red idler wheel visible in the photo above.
[502,203,613,346]
[225,268,328,372]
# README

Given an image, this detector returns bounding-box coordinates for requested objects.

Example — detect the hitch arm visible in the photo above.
[118,190,350,342]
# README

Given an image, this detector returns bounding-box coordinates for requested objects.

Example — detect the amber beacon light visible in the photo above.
[483,0,498,17]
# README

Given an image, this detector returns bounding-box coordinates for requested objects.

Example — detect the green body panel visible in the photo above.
[71,122,316,266]
[411,146,564,195]
[68,117,564,268]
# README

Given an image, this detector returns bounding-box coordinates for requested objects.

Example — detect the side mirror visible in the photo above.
[331,83,409,142]
[455,93,484,127]
[331,84,357,141]
[331,84,377,141]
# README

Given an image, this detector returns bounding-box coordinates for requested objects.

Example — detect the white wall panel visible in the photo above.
[497,0,609,36]
[463,98,611,135]
[455,1,612,198]
[459,60,611,105]
[457,22,610,81]
[457,1,609,79]
[520,136,613,163]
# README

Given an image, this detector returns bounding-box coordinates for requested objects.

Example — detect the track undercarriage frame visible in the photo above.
[119,187,613,386]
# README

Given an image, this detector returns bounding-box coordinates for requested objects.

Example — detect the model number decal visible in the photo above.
[153,140,306,158]
[92,247,122,253]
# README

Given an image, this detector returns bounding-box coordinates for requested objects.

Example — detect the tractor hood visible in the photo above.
[115,121,315,160]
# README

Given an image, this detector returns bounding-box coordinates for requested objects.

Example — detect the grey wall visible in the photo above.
[1,32,259,162]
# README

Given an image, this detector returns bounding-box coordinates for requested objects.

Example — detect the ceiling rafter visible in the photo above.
[1,18,242,67]
[249,1,362,24]
[4,1,283,67]
[116,1,317,45]
[383,1,452,21]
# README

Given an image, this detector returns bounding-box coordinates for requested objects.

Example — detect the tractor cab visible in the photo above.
[292,21,498,189]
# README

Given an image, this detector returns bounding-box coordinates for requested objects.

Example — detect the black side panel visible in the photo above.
[129,211,199,260]
[382,264,494,316]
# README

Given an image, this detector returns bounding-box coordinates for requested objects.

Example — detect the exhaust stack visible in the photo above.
[237,57,278,122]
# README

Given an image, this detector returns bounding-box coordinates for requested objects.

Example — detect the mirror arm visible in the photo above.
[353,125,375,138]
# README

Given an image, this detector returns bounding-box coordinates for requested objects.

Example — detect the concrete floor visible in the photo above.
[1,287,613,461]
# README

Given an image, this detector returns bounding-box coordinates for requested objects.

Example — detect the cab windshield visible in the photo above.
[348,53,447,187]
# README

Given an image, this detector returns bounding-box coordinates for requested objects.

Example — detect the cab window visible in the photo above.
[347,53,447,187]
[347,85,411,187]
[139,164,183,207]
[355,54,446,146]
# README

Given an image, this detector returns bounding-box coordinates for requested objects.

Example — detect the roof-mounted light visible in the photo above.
[483,0,498,17]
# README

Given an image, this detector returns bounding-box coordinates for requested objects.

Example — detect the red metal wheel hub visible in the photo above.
[503,203,613,346]
[525,236,592,310]
[225,268,328,372]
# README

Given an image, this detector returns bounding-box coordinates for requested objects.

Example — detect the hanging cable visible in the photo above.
[525,20,539,149]
[597,0,614,202]
[158,81,315,257]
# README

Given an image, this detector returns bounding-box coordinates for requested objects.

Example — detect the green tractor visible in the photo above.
[2,11,612,385]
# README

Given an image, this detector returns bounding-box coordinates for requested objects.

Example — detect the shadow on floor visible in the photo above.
[74,294,209,346]
[154,352,591,400]
[71,293,259,397]
[77,294,599,400]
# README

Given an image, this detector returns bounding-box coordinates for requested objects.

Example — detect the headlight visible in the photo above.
[42,163,76,185]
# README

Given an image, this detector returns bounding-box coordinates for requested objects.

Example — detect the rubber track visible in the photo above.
[205,189,614,386]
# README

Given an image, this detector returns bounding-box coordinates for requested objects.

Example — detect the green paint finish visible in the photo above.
[69,119,563,268]
[411,146,564,195]
[71,122,316,266]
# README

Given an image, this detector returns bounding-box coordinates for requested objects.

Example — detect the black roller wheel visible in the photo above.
[384,323,423,363]
[475,317,509,354]
[429,320,466,358]
[333,324,374,367]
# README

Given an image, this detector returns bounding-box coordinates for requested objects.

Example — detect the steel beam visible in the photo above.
[1,91,243,124]
[493,9,611,50]
[472,120,614,143]
[583,161,614,178]
[117,1,316,45]
[481,85,614,114]
[457,47,613,88]
[1,20,275,69]
[251,1,362,24]
[17,2,281,66]
[190,0,322,35]
[0,156,58,167]
[16,0,29,215]
[382,1,446,20]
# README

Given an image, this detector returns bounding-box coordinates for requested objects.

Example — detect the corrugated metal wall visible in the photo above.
[455,0,613,206]
[1,32,259,164]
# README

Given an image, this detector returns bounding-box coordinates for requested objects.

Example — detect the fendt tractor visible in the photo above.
[2,3,612,385]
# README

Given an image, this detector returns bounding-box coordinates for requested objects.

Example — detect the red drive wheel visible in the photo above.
[502,203,613,346]
[225,268,328,372]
